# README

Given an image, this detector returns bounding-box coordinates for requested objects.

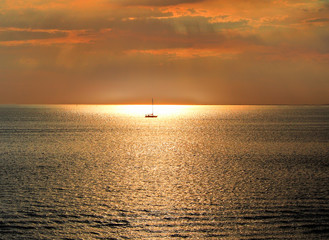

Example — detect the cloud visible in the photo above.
[306,17,329,22]
[0,28,67,41]
[0,8,107,30]
[0,0,329,104]
[0,28,99,46]
[110,0,205,7]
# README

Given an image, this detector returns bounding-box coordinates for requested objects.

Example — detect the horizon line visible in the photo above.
[1,103,328,106]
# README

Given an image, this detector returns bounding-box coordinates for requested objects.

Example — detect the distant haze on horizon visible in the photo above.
[1,0,329,105]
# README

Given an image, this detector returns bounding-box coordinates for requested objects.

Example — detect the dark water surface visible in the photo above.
[1,105,329,239]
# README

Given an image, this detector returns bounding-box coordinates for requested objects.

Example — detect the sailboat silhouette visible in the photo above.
[145,98,158,118]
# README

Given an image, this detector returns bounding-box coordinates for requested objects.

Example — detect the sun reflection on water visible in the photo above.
[2,105,329,238]
[113,105,193,116]
[60,104,197,117]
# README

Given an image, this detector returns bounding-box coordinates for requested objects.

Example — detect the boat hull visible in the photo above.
[145,114,158,118]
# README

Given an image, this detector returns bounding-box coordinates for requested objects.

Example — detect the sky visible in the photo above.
[0,0,329,104]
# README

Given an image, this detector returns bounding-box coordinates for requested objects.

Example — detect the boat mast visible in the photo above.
[152,98,154,115]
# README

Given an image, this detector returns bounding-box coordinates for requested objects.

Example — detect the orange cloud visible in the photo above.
[0,28,99,46]
[126,47,242,58]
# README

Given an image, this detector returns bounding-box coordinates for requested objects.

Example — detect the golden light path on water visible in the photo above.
[1,105,329,239]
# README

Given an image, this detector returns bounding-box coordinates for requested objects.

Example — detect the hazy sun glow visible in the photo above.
[114,105,193,116]
[61,104,196,117]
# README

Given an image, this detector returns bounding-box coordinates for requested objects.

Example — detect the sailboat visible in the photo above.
[145,98,158,118]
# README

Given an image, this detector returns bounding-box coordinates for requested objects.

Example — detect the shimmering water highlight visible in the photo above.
[1,105,329,239]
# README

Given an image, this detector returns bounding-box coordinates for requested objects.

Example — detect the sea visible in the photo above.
[0,105,329,239]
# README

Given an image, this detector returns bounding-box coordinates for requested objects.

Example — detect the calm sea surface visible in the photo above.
[1,105,329,239]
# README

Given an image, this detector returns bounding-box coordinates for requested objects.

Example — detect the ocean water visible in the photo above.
[0,105,329,239]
